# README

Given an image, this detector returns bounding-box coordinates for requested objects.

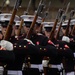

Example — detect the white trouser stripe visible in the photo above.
[7,70,22,75]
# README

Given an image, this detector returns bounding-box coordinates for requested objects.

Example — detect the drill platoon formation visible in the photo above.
[0,0,75,75]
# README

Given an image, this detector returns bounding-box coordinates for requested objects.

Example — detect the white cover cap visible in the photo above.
[0,40,13,51]
[20,15,42,24]
[15,21,25,26]
[62,36,70,43]
[0,13,19,22]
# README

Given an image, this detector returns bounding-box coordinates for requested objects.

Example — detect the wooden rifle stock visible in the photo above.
[17,19,24,36]
[3,10,17,40]
[56,3,71,39]
[49,19,58,40]
[55,13,66,40]
[64,10,75,36]
[49,9,64,40]
[71,25,75,35]
[3,0,22,40]
[26,15,38,39]
[64,18,71,36]
[56,22,62,40]
[26,0,45,39]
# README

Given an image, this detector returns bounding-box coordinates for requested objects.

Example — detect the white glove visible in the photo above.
[42,60,49,67]
[62,36,70,43]
[24,38,35,45]
[0,40,13,51]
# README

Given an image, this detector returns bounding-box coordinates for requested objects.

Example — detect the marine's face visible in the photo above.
[2,27,7,36]
[23,25,30,34]
[0,32,3,40]
[33,24,41,33]
[44,31,50,38]
[14,25,19,35]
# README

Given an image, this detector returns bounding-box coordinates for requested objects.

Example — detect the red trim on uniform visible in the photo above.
[48,40,54,45]
[28,42,31,44]
[36,41,40,45]
[64,44,69,48]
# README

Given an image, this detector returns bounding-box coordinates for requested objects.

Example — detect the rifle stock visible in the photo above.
[17,19,24,36]
[26,15,38,39]
[55,2,70,39]
[55,22,62,40]
[3,10,17,40]
[55,13,66,40]
[49,19,58,40]
[64,10,75,36]
[26,0,45,39]
[3,0,22,40]
[64,18,71,36]
[71,25,75,35]
[49,9,64,40]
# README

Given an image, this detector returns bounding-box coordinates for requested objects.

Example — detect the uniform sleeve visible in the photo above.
[13,37,58,58]
[0,50,15,64]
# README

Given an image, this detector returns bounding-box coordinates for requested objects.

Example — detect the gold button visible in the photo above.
[64,48,66,50]
[44,48,46,50]
[24,46,26,48]
[60,47,62,50]
[40,48,42,50]
[56,47,58,49]
[19,45,21,47]
[14,46,16,48]
[28,57,30,59]
[48,64,52,68]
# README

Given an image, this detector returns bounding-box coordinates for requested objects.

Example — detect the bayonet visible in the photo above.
[14,0,22,9]
[24,0,32,15]
[37,0,45,16]
[64,2,70,15]
[43,1,51,20]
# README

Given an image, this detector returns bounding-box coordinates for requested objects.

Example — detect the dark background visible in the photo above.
[0,0,75,21]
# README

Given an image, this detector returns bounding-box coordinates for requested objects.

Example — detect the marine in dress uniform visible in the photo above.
[60,22,75,75]
[3,15,28,75]
[0,13,22,75]
[42,22,63,75]
[42,21,74,75]
[0,14,15,75]
[11,14,58,75]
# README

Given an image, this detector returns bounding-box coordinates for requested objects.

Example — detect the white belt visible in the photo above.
[48,63,63,71]
[73,53,75,57]
[0,66,4,75]
[66,72,75,75]
[30,64,43,72]
[7,70,22,75]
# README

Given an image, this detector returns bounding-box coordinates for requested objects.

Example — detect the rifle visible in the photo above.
[55,2,70,40]
[40,1,51,33]
[3,0,22,40]
[64,10,75,36]
[71,24,75,36]
[16,0,31,37]
[26,0,45,39]
[49,9,63,41]
[24,0,32,15]
[17,19,24,36]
